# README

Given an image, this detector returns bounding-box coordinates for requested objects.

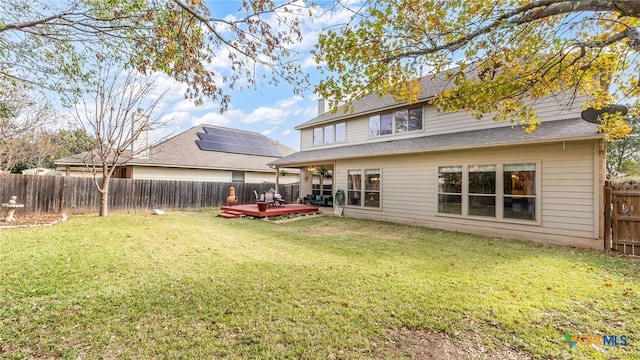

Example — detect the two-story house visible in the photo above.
[271,74,606,249]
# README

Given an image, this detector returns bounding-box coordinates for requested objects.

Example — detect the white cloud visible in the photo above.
[172,99,217,113]
[191,111,233,127]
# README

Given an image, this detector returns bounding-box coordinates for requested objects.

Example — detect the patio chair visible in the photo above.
[253,190,264,202]
[273,193,286,207]
[264,191,275,206]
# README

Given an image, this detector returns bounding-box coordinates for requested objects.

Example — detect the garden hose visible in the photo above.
[335,189,345,206]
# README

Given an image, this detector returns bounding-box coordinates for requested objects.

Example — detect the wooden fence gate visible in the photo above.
[604,181,640,255]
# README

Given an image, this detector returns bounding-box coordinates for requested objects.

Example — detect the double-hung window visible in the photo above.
[468,165,496,217]
[324,125,334,143]
[347,170,362,206]
[503,164,536,220]
[313,128,323,145]
[438,166,462,214]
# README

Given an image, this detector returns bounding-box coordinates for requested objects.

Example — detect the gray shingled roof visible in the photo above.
[56,125,296,172]
[297,73,456,130]
[271,118,601,167]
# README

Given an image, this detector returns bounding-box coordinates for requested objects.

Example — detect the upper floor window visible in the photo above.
[313,122,346,145]
[335,122,346,142]
[369,114,392,136]
[324,125,335,143]
[313,128,323,145]
[369,106,422,137]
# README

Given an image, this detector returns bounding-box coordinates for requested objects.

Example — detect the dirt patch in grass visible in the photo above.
[303,221,409,240]
[0,213,66,229]
[382,327,531,360]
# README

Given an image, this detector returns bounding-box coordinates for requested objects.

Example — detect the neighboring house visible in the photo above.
[271,74,607,249]
[21,167,62,176]
[55,125,299,184]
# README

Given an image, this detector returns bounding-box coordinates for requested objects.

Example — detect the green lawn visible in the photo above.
[1,210,638,359]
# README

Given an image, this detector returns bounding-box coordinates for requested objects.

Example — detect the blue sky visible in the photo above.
[144,0,360,151]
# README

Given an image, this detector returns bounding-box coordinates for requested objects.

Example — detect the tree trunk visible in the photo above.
[99,177,110,217]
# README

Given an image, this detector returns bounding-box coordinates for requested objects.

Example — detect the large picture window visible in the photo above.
[437,163,537,222]
[348,169,381,208]
[369,107,422,137]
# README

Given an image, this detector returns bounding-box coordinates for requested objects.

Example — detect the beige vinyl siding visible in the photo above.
[347,117,369,144]
[301,120,369,151]
[131,166,284,183]
[334,139,601,248]
[300,128,313,150]
[539,145,596,237]
[133,166,230,181]
[302,94,587,151]
[57,166,100,178]
[425,107,506,136]
[245,171,278,184]
[426,94,587,136]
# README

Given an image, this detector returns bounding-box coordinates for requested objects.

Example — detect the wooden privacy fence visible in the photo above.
[0,174,285,216]
[604,181,640,255]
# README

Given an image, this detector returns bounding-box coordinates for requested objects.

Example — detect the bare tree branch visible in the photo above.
[73,62,168,216]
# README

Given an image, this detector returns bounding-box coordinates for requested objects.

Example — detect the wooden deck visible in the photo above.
[218,203,319,218]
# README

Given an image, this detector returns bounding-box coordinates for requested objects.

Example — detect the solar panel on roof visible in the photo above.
[196,127,283,157]
[196,140,215,151]
[197,133,218,142]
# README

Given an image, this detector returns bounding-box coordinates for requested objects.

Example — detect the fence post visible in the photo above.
[58,176,66,213]
[604,180,612,251]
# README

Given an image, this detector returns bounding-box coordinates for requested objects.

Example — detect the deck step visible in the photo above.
[217,211,241,218]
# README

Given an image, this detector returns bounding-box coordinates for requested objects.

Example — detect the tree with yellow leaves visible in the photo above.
[314,0,640,138]
[1,0,311,109]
